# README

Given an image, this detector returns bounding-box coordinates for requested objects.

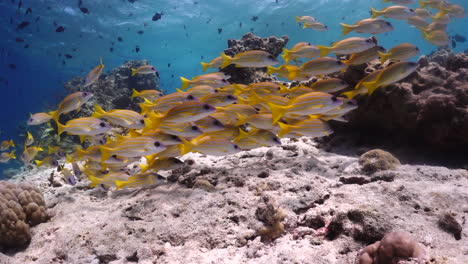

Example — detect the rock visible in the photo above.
[221,32,288,84]
[359,149,400,175]
[0,181,48,248]
[192,179,216,192]
[438,212,462,240]
[255,195,286,242]
[355,231,426,264]
[337,50,468,152]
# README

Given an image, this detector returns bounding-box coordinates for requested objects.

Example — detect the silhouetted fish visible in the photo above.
[35,16,40,22]
[252,16,259,22]
[117,36,123,42]
[218,28,222,34]
[109,47,114,52]
[15,37,24,42]
[25,7,32,15]
[453,34,466,43]
[56,26,65,32]
[65,54,73,59]
[9,64,16,69]
[168,63,171,68]
[128,0,137,3]
[135,46,140,53]
[16,21,30,30]
[80,7,89,14]
[24,44,29,48]
[152,12,163,21]
[452,39,456,48]
[137,30,144,34]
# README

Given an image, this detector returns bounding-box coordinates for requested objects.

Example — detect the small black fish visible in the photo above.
[171,74,174,78]
[56,26,65,32]
[275,0,278,3]
[53,21,57,27]
[266,23,269,27]
[185,33,189,38]
[9,64,16,69]
[218,28,222,34]
[251,16,259,22]
[239,22,242,28]
[109,47,114,52]
[78,0,83,6]
[128,13,133,17]
[15,37,24,42]
[65,54,73,59]
[183,24,186,29]
[98,35,103,39]
[17,0,22,9]
[201,55,204,60]
[117,36,123,42]
[168,63,171,68]
[135,46,140,53]
[24,44,29,48]
[25,7,32,15]
[152,12,163,21]
[128,0,136,3]
[451,39,456,48]
[80,7,89,14]
[16,21,30,30]
[62,60,66,65]
[250,27,254,32]
[206,18,211,24]
[453,33,466,43]
[47,6,51,10]
[35,16,40,22]
[137,30,144,34]
[72,48,77,51]
[110,41,114,45]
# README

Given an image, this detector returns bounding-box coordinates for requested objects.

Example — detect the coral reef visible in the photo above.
[221,32,289,84]
[356,231,426,264]
[358,149,400,175]
[0,181,48,248]
[337,49,468,152]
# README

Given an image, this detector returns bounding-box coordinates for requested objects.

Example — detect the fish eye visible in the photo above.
[222,79,228,82]
[227,95,236,100]
[187,95,195,100]
[52,160,59,166]
[273,137,281,144]
[347,101,355,105]
[191,125,199,131]
[171,135,180,141]
[214,89,219,93]
[337,61,344,65]
[99,122,106,127]
[410,8,414,12]
[203,104,211,110]
[151,67,155,70]
[233,144,240,150]
[267,55,275,59]
[83,92,88,96]
[111,154,117,158]
[154,141,161,147]
[140,119,145,124]
[331,96,338,102]
[213,120,222,126]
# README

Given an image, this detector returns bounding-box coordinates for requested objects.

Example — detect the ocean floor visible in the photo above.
[1,138,467,264]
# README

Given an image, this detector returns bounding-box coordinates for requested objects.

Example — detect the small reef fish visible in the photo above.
[25,132,34,146]
[139,92,196,114]
[291,57,346,79]
[281,42,320,64]
[57,118,111,143]
[266,65,302,80]
[0,151,16,163]
[157,122,203,138]
[92,104,145,129]
[295,16,317,24]
[277,117,333,138]
[418,0,443,9]
[199,93,237,107]
[245,113,278,131]
[235,129,281,147]
[115,173,162,190]
[422,30,449,46]
[302,22,327,31]
[220,50,279,69]
[363,62,419,94]
[431,12,451,24]
[180,135,240,156]
[131,65,157,76]
[0,140,15,151]
[268,92,343,124]
[140,157,184,173]
[27,112,52,125]
[84,58,105,87]
[317,37,377,57]
[131,89,162,101]
[406,16,429,29]
[341,18,394,35]
[183,85,219,98]
[309,78,349,93]
[180,72,230,89]
[378,43,420,64]
[425,22,447,32]
[371,6,416,19]
[99,136,166,161]
[194,116,225,132]
[49,92,94,122]
[88,172,129,188]
[383,0,415,4]
[343,46,386,66]
[438,3,465,18]
[200,56,222,72]
[414,8,431,18]
[34,156,59,168]
[60,166,76,185]
[147,101,216,128]
[21,146,43,164]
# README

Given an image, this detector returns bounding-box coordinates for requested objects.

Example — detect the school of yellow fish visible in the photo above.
[1,0,463,190]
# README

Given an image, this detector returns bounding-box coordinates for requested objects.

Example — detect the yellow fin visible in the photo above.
[267,65,278,75]
[9,139,15,148]
[234,113,247,126]
[233,128,250,142]
[370,7,380,18]
[220,53,232,69]
[281,48,291,64]
[99,146,114,162]
[340,23,354,35]
[418,0,427,8]
[34,159,43,167]
[131,68,138,77]
[277,122,292,138]
[294,16,301,23]
[363,81,379,95]
[180,77,191,89]
[342,90,358,99]
[378,51,389,64]
[92,104,106,119]
[268,103,290,124]
[200,62,210,72]
[131,89,140,98]
[57,122,66,136]
[179,138,192,155]
[9,150,16,159]
[87,174,102,188]
[316,45,330,57]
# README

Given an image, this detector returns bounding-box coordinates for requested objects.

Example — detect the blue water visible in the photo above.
[0,0,467,176]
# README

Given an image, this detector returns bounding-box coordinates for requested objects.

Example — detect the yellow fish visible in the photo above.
[25,131,34,146]
[183,85,219,98]
[199,93,237,107]
[295,16,317,24]
[21,146,43,164]
[141,157,184,173]
[60,167,77,185]
[378,43,420,64]
[87,172,130,188]
[303,22,327,31]
[194,116,225,132]
[425,22,447,32]
[34,156,59,168]
[27,112,52,125]
[267,65,305,81]
[131,65,157,76]
[407,16,429,29]
[0,139,15,151]
[84,58,105,87]
[418,0,443,9]
[200,56,222,72]
[289,57,346,80]
[245,113,278,132]
[180,72,230,89]
[234,129,281,147]
[383,0,415,4]
[157,122,203,138]
[341,18,393,35]
[115,173,162,190]
[92,104,145,129]
[220,50,279,69]
[277,117,333,138]
[180,135,240,156]
[309,78,349,93]
[57,117,111,142]
[343,46,386,66]
[281,42,320,64]
[139,92,195,114]
[148,101,216,129]
[414,8,431,18]
[99,136,166,162]
[431,12,451,24]
[363,62,419,94]
[317,37,377,57]
[371,6,416,19]
[0,151,16,163]
[49,92,94,122]
[438,3,465,18]
[422,30,449,46]
[131,89,162,101]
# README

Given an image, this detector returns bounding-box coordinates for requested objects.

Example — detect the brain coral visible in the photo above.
[0,181,48,248]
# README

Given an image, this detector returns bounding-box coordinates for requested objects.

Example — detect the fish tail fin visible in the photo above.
[340,23,354,35]
[34,159,43,167]
[378,51,389,64]
[220,53,232,69]
[78,135,86,144]
[294,16,301,23]
[363,81,379,95]
[92,104,106,119]
[48,145,54,154]
[248,91,262,106]
[279,83,290,94]
[9,151,16,159]
[287,67,299,80]
[267,65,277,75]
[99,57,104,67]
[200,62,210,72]
[370,7,381,18]
[302,23,309,29]
[49,110,59,123]
[342,90,358,99]
[233,84,246,96]
[267,103,289,124]
[87,174,101,188]
[131,88,140,98]
[236,96,249,105]
[277,122,292,138]
[139,163,150,173]
[131,68,138,77]
[99,146,113,162]
[418,0,427,8]
[383,0,389,2]
[114,180,128,190]
[9,139,15,147]
[317,45,331,57]
[180,77,191,89]
[138,102,152,115]
[179,138,192,155]
[75,146,86,160]
[281,48,291,64]
[56,122,66,136]
[65,154,73,164]
[234,113,247,126]
[233,128,250,142]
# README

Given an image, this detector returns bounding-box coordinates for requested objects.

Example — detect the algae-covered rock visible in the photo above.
[359,149,400,175]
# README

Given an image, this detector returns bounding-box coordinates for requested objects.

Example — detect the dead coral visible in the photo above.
[359,149,400,175]
[255,195,286,242]
[437,212,462,240]
[0,181,48,248]
[356,231,426,264]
